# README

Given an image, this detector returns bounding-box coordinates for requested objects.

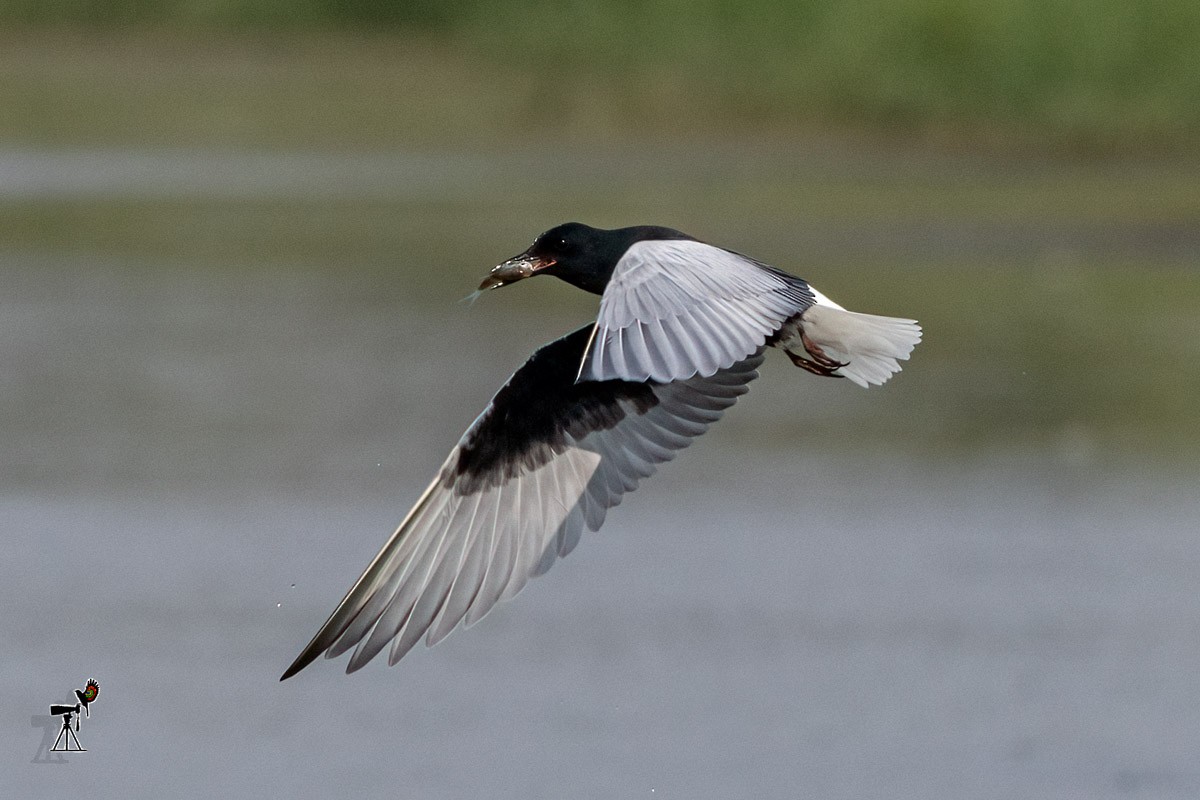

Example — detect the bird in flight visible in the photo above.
[281,223,920,679]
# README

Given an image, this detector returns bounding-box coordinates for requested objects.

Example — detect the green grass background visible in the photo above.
[1,0,1198,150]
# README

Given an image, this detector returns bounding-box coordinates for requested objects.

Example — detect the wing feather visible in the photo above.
[280,325,763,678]
[426,491,489,645]
[580,240,812,383]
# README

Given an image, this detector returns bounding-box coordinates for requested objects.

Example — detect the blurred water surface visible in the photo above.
[3,149,1199,799]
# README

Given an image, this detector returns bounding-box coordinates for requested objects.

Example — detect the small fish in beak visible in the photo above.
[478,253,555,291]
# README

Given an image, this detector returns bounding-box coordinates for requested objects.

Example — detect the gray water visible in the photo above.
[3,172,1199,797]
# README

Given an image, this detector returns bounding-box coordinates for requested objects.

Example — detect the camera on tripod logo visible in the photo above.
[49,679,99,752]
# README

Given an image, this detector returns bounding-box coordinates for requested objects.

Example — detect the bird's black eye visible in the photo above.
[532,226,580,258]
[538,235,570,255]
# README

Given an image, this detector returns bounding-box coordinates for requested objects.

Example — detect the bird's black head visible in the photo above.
[479,222,694,296]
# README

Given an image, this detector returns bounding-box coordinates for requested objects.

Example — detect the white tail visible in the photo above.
[800,304,922,388]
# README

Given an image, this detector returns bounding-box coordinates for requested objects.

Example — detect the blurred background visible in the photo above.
[3,3,1198,798]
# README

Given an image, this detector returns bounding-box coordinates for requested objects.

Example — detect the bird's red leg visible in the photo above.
[785,348,844,377]
[800,331,848,371]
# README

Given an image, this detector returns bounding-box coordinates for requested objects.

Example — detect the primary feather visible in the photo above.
[281,325,762,678]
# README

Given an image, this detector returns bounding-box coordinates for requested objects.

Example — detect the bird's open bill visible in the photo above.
[478,253,555,291]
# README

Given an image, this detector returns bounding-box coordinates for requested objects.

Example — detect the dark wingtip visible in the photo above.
[279,647,321,681]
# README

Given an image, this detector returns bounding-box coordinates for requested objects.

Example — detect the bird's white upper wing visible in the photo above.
[282,325,764,677]
[579,239,813,383]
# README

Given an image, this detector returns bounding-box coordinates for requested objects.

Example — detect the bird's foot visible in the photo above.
[785,349,845,378]
[800,331,848,371]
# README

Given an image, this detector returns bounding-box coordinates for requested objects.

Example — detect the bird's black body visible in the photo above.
[447,326,658,494]
[525,223,695,294]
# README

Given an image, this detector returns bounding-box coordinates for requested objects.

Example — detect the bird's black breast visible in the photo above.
[447,325,658,494]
